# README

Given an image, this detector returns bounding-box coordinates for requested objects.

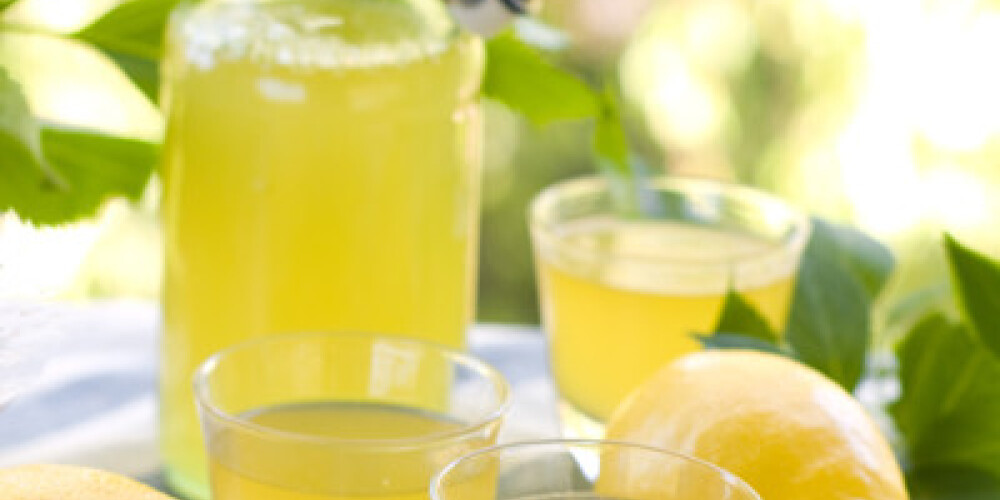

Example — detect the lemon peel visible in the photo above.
[606,350,908,500]
[0,464,176,500]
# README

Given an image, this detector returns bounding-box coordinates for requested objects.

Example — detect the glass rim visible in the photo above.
[192,331,512,450]
[430,438,762,500]
[529,175,811,273]
[169,0,468,51]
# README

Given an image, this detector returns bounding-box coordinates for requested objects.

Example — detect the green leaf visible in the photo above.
[907,464,1000,500]
[698,289,782,354]
[696,332,784,355]
[810,218,894,298]
[0,126,159,225]
[0,68,69,214]
[591,87,659,216]
[944,234,1000,360]
[75,0,177,60]
[891,314,970,443]
[1,0,18,12]
[101,49,160,103]
[0,68,41,163]
[712,289,778,342]
[74,0,176,102]
[784,221,871,392]
[592,88,631,179]
[483,31,599,126]
[891,313,1000,479]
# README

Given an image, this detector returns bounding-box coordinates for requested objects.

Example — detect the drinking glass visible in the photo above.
[160,0,484,495]
[194,332,510,500]
[432,439,761,500]
[530,176,810,437]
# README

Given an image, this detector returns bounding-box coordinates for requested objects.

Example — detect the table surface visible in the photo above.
[0,300,562,490]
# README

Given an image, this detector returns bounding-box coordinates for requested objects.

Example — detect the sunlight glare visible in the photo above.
[4,0,116,32]
[0,34,163,140]
[912,10,1000,151]
[830,0,999,234]
[922,168,991,230]
[623,43,723,150]
[835,107,922,236]
[0,213,106,299]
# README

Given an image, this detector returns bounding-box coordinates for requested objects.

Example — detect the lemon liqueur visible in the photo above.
[209,403,472,500]
[160,0,484,495]
[531,177,809,437]
[538,219,796,426]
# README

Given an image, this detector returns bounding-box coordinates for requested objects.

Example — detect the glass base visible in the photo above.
[164,467,210,500]
[556,400,606,439]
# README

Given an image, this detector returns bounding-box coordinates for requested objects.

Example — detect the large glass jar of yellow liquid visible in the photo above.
[160,0,484,497]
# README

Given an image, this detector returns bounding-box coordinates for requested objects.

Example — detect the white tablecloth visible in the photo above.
[0,300,560,489]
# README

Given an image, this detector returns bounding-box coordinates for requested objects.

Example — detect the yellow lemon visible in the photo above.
[605,350,908,500]
[0,464,176,500]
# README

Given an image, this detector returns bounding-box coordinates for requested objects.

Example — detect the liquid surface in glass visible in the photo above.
[538,218,796,431]
[160,0,484,495]
[209,402,470,500]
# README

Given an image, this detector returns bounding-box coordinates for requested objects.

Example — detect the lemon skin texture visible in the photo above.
[0,464,177,500]
[606,350,909,500]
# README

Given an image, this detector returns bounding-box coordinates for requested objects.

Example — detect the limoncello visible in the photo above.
[160,0,484,496]
[208,402,488,500]
[536,218,798,433]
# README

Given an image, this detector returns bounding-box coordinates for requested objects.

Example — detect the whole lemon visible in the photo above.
[605,350,908,500]
[0,464,176,500]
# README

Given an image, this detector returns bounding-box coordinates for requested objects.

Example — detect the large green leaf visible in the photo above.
[693,220,883,388]
[74,0,177,103]
[810,218,894,298]
[784,220,871,392]
[891,313,1000,479]
[907,464,1000,500]
[0,68,42,166]
[0,68,69,216]
[0,126,158,225]
[944,234,1000,360]
[75,0,178,59]
[484,32,598,126]
[101,49,160,103]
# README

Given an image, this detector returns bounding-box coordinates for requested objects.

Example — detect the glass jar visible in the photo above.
[159,1,484,496]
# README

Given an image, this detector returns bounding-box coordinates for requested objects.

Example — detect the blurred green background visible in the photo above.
[3,0,1000,330]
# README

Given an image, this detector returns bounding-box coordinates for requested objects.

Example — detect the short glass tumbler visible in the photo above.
[432,439,761,500]
[194,332,511,500]
[530,175,810,437]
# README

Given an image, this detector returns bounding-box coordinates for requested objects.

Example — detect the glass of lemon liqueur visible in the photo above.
[160,0,483,496]
[433,439,761,500]
[194,332,510,500]
[530,177,810,437]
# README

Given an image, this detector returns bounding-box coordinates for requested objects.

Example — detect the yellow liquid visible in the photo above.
[160,1,483,496]
[209,402,488,500]
[537,219,797,430]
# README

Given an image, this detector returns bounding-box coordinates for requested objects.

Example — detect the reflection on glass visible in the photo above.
[433,440,760,500]
[530,176,809,437]
[195,332,510,500]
